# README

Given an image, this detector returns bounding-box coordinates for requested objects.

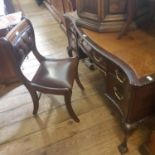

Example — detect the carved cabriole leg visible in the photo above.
[118,122,137,154]
[64,91,80,122]
[118,128,130,154]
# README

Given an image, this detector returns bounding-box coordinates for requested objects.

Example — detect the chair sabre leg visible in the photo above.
[75,72,84,90]
[28,89,39,115]
[65,94,80,122]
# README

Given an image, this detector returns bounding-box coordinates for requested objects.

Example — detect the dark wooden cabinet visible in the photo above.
[64,13,155,153]
[76,0,155,38]
[76,0,130,32]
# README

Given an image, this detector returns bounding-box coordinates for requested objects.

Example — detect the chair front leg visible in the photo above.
[26,86,39,115]
[31,91,39,115]
[75,69,84,90]
[64,92,79,122]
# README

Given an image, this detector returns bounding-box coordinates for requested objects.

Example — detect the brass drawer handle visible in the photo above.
[82,41,92,51]
[113,86,124,101]
[93,53,102,63]
[115,69,126,83]
[78,37,83,44]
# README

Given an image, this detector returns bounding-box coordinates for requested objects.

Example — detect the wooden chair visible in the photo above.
[0,18,84,122]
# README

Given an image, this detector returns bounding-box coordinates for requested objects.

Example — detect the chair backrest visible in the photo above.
[0,18,43,81]
[5,18,36,66]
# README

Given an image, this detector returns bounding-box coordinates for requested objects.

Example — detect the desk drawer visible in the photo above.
[109,62,128,84]
[107,77,125,103]
[79,39,108,73]
[91,51,107,72]
[106,74,130,115]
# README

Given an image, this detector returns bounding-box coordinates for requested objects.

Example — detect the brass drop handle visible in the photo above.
[113,86,124,101]
[93,53,102,63]
[115,69,126,83]
[82,41,92,51]
[78,37,83,44]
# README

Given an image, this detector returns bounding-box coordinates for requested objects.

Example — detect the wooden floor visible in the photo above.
[0,1,148,155]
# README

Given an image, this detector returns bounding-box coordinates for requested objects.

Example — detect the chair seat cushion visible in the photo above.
[32,57,78,89]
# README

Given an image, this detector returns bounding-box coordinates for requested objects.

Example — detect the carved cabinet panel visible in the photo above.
[109,0,127,13]
[76,0,153,33]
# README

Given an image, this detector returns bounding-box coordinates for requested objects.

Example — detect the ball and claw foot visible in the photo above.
[118,143,128,155]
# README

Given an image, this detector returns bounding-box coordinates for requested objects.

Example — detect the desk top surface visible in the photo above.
[82,26,155,79]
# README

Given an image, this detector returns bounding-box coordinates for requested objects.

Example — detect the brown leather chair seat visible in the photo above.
[32,58,78,90]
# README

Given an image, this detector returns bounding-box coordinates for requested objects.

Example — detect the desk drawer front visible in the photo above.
[109,63,128,84]
[91,51,107,73]
[106,62,130,116]
[79,39,107,71]
[107,75,126,103]
[106,74,130,115]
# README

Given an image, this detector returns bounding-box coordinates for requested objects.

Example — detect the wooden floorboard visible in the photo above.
[0,0,148,155]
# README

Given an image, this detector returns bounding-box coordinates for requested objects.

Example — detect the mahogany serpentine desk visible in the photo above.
[64,13,155,153]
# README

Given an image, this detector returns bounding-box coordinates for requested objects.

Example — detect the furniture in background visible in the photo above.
[0,0,22,85]
[0,18,84,122]
[44,0,76,30]
[76,0,155,38]
[0,0,15,15]
[1,0,22,14]
[64,12,155,153]
[0,12,22,37]
[0,0,18,37]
